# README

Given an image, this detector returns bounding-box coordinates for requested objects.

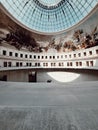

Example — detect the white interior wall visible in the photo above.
[0,69,98,83]
[37,70,98,83]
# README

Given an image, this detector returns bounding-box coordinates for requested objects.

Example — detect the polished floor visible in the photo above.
[0,81,98,130]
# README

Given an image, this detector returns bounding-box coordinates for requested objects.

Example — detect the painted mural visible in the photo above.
[0,7,98,53]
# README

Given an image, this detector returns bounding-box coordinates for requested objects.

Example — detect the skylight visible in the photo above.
[38,0,62,6]
[1,0,98,33]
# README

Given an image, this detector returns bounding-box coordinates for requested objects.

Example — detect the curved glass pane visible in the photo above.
[1,0,98,33]
[38,0,61,6]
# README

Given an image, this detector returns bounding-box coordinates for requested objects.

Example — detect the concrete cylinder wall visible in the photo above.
[37,70,98,83]
[0,70,29,82]
[0,69,98,83]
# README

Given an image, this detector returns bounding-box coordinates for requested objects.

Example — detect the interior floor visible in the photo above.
[0,81,98,130]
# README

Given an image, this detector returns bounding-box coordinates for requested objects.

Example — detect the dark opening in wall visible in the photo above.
[79,62,82,66]
[28,72,36,82]
[20,54,23,58]
[34,55,36,59]
[29,63,32,66]
[57,56,59,59]
[43,63,45,66]
[70,62,72,66]
[53,56,55,59]
[38,63,40,66]
[59,62,62,66]
[35,63,37,66]
[61,55,63,58]
[65,55,67,58]
[26,63,29,66]
[78,53,81,57]
[20,62,23,67]
[42,56,44,59]
[51,63,56,66]
[50,56,52,59]
[25,54,27,58]
[9,52,13,56]
[16,62,19,67]
[3,62,7,67]
[67,62,69,66]
[84,52,86,56]
[86,61,89,66]
[69,54,71,58]
[46,63,48,66]
[74,54,76,58]
[96,49,98,54]
[30,55,32,58]
[89,51,92,55]
[90,61,93,66]
[15,53,18,57]
[8,62,11,67]
[76,62,78,66]
[3,50,6,55]
[45,56,47,59]
[38,56,40,59]
[0,75,7,81]
[51,63,53,66]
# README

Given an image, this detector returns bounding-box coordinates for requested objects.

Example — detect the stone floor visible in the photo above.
[0,81,98,130]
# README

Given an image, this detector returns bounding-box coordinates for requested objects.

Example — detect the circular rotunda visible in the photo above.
[0,1,98,130]
[0,1,98,83]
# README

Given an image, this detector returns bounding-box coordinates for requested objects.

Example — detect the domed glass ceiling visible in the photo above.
[1,0,98,33]
[38,0,61,6]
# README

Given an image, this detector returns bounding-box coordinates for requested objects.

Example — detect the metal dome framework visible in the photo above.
[1,0,98,33]
[36,0,62,7]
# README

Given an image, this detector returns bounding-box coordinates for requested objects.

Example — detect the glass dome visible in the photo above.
[0,0,98,33]
[38,0,62,6]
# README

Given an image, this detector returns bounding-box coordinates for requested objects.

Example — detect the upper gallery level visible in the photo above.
[0,43,98,70]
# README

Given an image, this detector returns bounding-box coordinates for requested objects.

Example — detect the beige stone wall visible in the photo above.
[0,70,29,82]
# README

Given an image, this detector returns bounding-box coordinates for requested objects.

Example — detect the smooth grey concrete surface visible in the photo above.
[0,81,98,130]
